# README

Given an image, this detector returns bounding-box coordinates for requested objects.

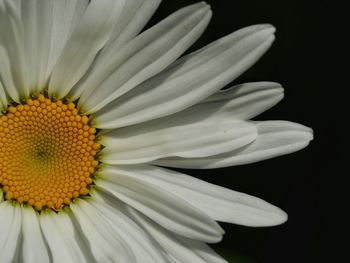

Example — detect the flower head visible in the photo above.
[0,0,313,262]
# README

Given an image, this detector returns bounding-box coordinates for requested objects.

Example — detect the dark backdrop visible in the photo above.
[147,1,340,262]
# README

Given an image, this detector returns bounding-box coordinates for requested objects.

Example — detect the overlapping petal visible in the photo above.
[21,0,89,92]
[127,207,227,263]
[70,199,134,263]
[97,167,224,243]
[0,202,21,263]
[90,191,168,263]
[42,0,89,86]
[179,82,284,121]
[81,0,161,85]
[154,121,313,169]
[99,165,287,227]
[49,0,126,98]
[101,119,257,164]
[76,2,212,114]
[21,207,49,263]
[94,24,275,129]
[0,46,18,101]
[0,0,28,101]
[0,80,7,110]
[0,0,89,100]
[40,210,91,263]
[102,0,161,51]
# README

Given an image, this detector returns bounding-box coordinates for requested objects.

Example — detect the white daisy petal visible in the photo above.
[97,167,224,243]
[93,0,161,69]
[105,81,282,136]
[182,239,227,263]
[181,82,284,121]
[90,191,168,263]
[48,0,126,98]
[21,206,49,263]
[154,121,313,169]
[77,2,212,114]
[70,199,135,263]
[0,46,20,102]
[0,0,28,101]
[40,210,91,263]
[0,0,313,261]
[21,0,55,91]
[45,0,89,83]
[0,80,8,111]
[168,238,227,263]
[68,0,161,102]
[69,0,161,101]
[101,119,256,164]
[0,202,21,263]
[94,24,275,129]
[0,0,88,98]
[127,207,227,263]
[102,165,287,227]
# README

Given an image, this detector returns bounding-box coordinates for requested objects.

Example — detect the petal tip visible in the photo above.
[263,82,285,94]
[293,123,314,142]
[263,23,276,34]
[305,128,314,142]
[254,205,288,227]
[192,1,211,11]
[270,208,288,226]
[251,23,276,35]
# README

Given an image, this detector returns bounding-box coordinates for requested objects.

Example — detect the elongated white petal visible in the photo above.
[154,121,313,169]
[45,0,89,79]
[0,0,88,97]
[69,0,161,102]
[49,0,126,98]
[178,82,284,121]
[127,207,227,263]
[97,168,224,243]
[0,0,28,101]
[101,119,256,164]
[78,2,212,114]
[89,0,161,76]
[21,206,49,263]
[0,202,21,263]
[95,24,275,129]
[40,210,91,263]
[21,0,54,90]
[181,239,227,263]
[103,81,282,138]
[0,46,19,101]
[104,0,161,49]
[103,165,287,226]
[167,238,227,263]
[70,199,134,263]
[90,191,167,263]
[0,81,7,111]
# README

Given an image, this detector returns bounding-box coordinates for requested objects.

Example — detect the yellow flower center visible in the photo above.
[0,94,100,211]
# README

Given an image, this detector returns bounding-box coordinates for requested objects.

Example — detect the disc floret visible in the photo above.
[0,94,100,210]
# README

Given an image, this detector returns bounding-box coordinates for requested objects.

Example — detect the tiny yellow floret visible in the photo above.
[0,96,100,210]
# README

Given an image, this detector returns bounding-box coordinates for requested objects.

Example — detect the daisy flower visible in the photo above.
[0,0,313,262]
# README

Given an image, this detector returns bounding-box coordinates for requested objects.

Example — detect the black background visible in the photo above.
[147,1,341,262]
